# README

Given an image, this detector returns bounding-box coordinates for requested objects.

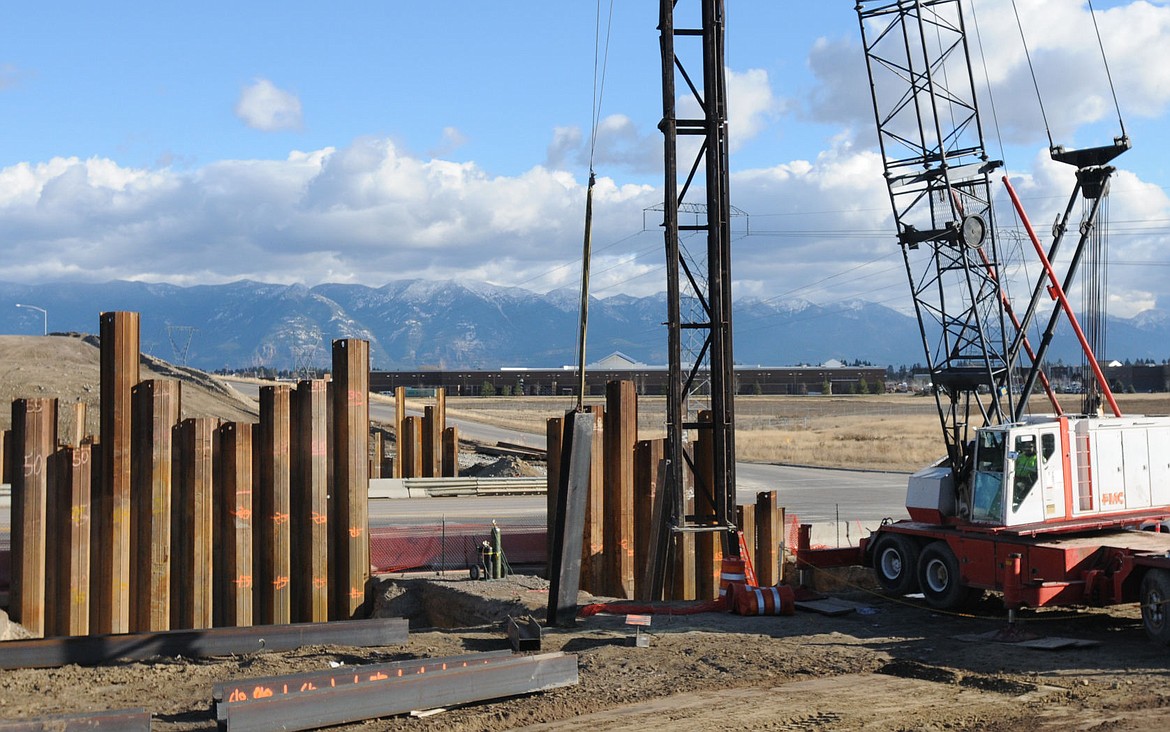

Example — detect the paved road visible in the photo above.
[366,466,908,527]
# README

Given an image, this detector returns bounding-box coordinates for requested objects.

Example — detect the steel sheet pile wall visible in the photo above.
[4,312,373,638]
[388,387,453,479]
[547,380,785,602]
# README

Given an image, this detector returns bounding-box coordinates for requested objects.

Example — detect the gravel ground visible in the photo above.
[1,573,1169,730]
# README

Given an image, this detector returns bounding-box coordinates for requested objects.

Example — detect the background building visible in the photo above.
[370,353,886,397]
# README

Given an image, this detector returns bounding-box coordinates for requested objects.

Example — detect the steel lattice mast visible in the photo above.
[654,0,739,595]
[857,0,1012,478]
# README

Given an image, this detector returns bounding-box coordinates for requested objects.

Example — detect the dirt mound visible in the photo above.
[371,574,557,629]
[462,455,545,478]
[0,333,257,435]
[0,609,33,641]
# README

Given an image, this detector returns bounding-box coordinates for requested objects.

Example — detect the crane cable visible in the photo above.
[1009,0,1055,150]
[575,0,615,411]
[1010,0,1128,149]
[1004,0,1127,414]
[1087,0,1128,141]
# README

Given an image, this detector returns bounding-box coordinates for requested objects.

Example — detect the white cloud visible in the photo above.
[0,140,659,293]
[3,131,1163,316]
[808,0,1170,149]
[235,78,303,132]
[545,126,582,171]
[726,67,782,150]
[543,65,779,176]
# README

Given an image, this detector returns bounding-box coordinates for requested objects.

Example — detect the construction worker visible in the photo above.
[1012,440,1038,509]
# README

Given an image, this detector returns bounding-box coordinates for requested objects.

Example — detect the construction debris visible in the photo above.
[507,615,542,652]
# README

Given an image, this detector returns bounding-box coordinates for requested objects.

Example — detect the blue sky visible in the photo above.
[2,1,1169,321]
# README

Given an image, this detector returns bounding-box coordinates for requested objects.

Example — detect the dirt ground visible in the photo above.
[1,571,1170,730]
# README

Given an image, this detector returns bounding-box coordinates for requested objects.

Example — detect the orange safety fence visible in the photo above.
[369,519,546,574]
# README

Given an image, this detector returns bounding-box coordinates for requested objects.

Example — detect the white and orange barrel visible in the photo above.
[732,583,795,616]
[719,558,748,609]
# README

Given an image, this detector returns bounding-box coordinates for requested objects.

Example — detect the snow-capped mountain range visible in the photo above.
[2,279,1165,372]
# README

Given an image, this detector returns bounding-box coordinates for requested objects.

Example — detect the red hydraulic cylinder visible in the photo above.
[1002,553,1023,610]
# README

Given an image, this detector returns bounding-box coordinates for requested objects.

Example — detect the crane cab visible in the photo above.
[969,422,1063,525]
[966,416,1170,529]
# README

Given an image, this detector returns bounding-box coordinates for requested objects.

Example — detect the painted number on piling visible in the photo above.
[23,452,44,477]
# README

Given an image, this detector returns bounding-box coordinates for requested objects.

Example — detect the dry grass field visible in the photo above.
[436,392,1170,473]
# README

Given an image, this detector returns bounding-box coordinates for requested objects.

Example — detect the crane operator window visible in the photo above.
[971,431,1006,522]
[1012,435,1039,511]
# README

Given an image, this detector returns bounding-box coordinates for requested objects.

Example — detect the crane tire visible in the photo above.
[872,533,921,596]
[1141,569,1170,646]
[918,541,979,610]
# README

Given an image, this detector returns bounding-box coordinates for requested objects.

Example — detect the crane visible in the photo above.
[844,0,1170,646]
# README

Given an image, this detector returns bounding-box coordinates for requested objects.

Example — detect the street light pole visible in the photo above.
[15,303,48,336]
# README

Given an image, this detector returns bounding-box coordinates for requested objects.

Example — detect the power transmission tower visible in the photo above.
[166,325,198,367]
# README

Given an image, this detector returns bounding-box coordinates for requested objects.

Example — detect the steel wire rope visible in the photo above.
[574,0,616,409]
[971,0,1053,379]
[1010,0,1055,150]
[1087,0,1128,140]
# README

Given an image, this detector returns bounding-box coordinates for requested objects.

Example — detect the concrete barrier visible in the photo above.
[367,477,547,500]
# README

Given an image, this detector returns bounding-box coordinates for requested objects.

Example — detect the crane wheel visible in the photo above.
[872,534,921,596]
[1141,569,1170,645]
[918,542,980,610]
